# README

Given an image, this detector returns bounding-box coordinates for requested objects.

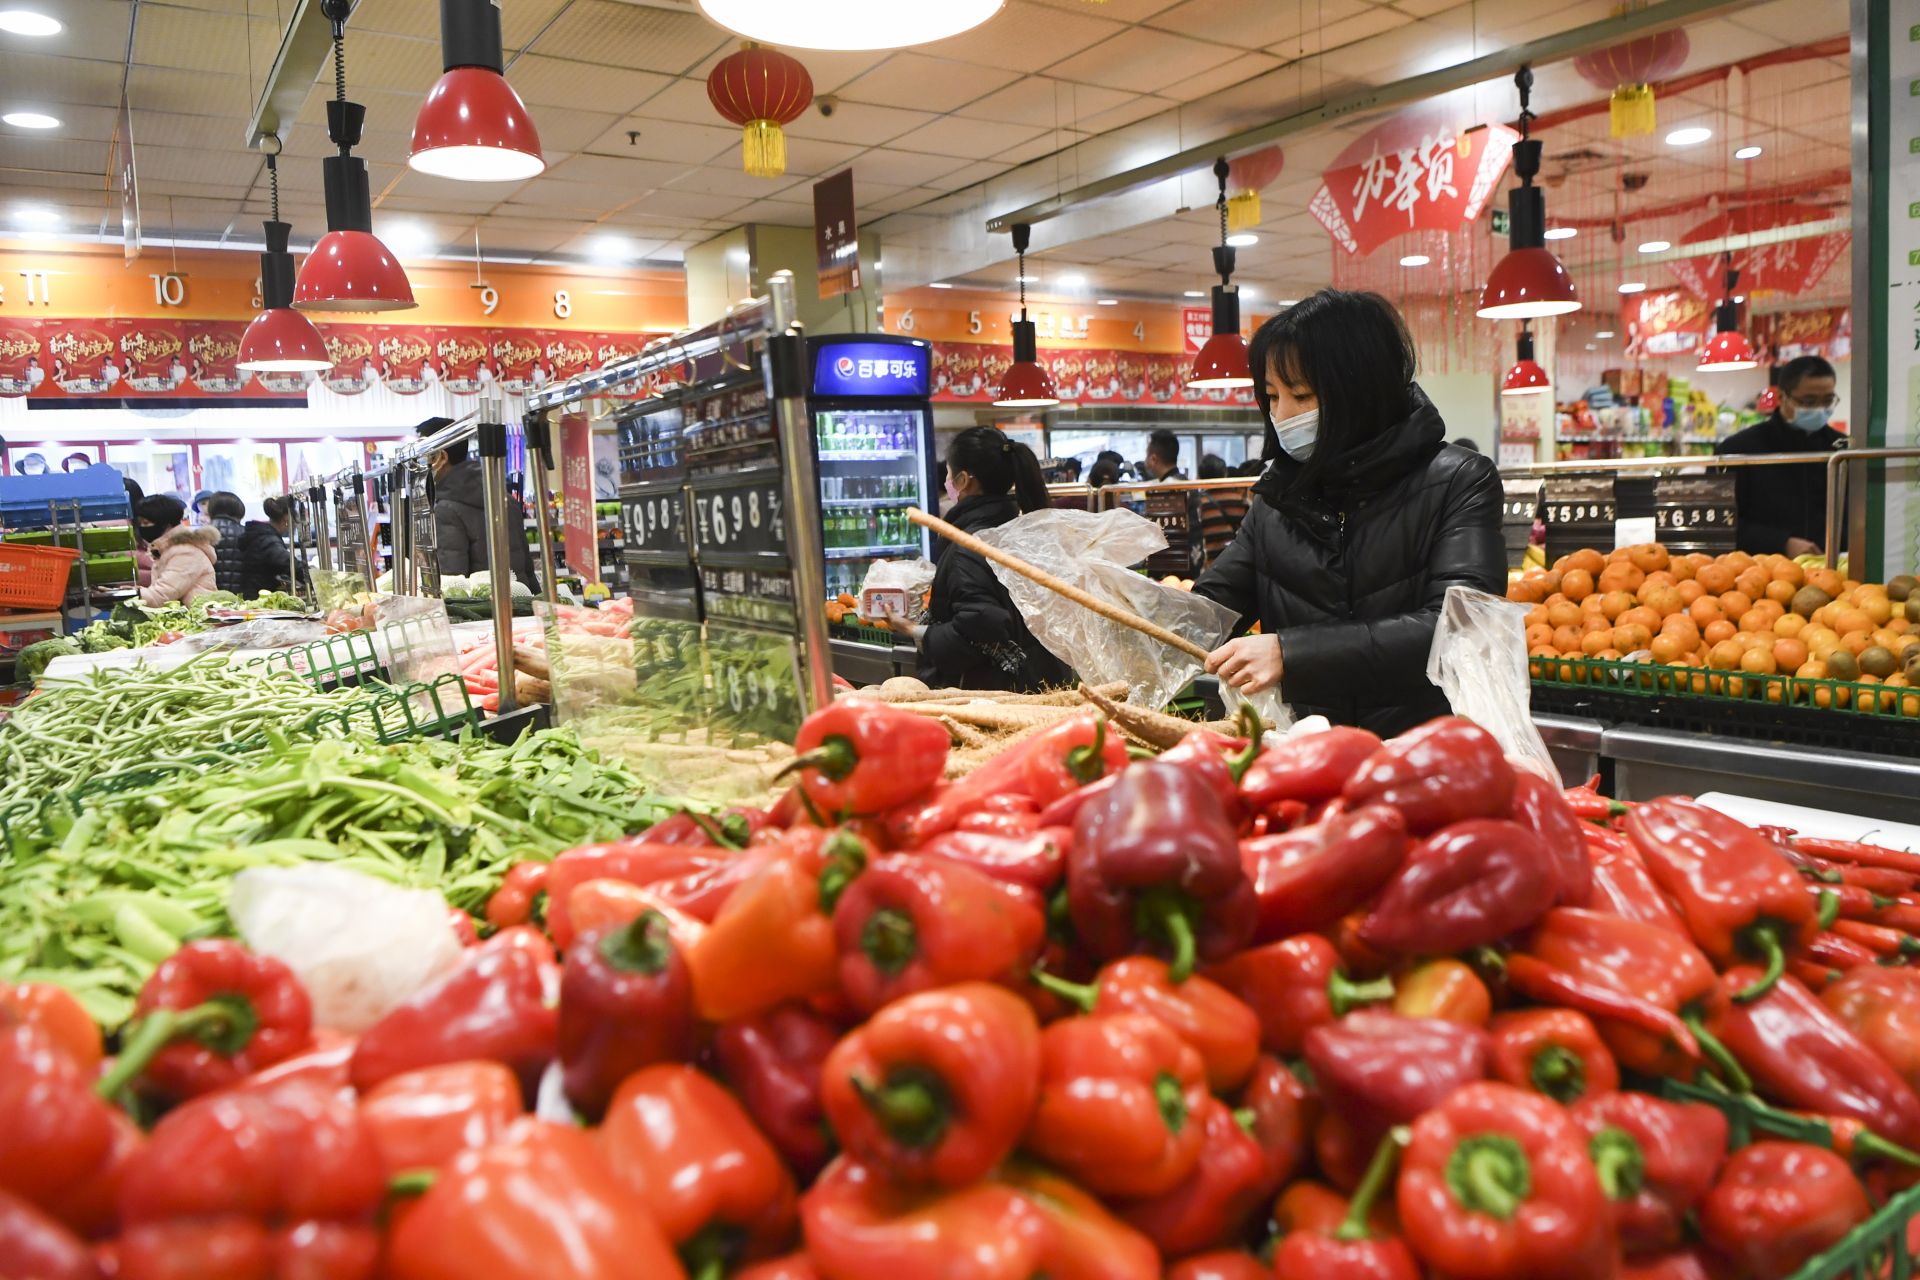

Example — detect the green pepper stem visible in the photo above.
[1327,970,1395,1017]
[1064,717,1109,786]
[1227,704,1265,784]
[1153,1071,1189,1134]
[1587,1127,1646,1201]
[860,908,919,978]
[816,833,869,915]
[1444,1133,1531,1221]
[1136,890,1200,984]
[1815,890,1841,931]
[1682,1011,1753,1093]
[1336,1127,1409,1242]
[687,811,744,850]
[678,1222,741,1280]
[388,1169,437,1197]
[598,910,673,976]
[1851,1130,1920,1170]
[774,735,858,784]
[1030,965,1098,1015]
[851,1070,951,1151]
[95,995,258,1100]
[1528,1045,1588,1105]
[1732,927,1788,1004]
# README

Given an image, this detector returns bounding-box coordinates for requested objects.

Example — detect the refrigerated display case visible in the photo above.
[806,335,935,684]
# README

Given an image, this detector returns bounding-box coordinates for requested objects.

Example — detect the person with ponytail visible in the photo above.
[891,426,1072,692]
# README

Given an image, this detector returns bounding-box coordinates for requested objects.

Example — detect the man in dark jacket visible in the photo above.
[416,417,538,591]
[203,491,248,596]
[1717,355,1845,556]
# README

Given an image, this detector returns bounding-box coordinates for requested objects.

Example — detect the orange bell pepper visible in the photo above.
[0,984,101,1075]
[1392,959,1490,1026]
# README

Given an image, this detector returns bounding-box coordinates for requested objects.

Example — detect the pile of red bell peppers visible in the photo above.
[8,700,1920,1280]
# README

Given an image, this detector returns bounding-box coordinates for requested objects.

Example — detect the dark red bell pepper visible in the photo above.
[915,828,1066,894]
[1168,1250,1274,1280]
[781,700,949,817]
[484,861,550,930]
[1698,1142,1871,1280]
[1034,957,1261,1091]
[1823,965,1920,1094]
[1239,805,1409,944]
[557,909,694,1118]
[0,1022,124,1228]
[359,1061,525,1177]
[1115,1096,1270,1259]
[1270,1128,1419,1280]
[820,982,1041,1188]
[600,1064,797,1278]
[99,940,313,1103]
[0,1189,94,1280]
[1357,819,1556,955]
[1313,1109,1374,1193]
[1585,827,1687,934]
[1508,770,1592,906]
[1489,1009,1618,1104]
[1708,966,1920,1151]
[1568,1091,1728,1258]
[1626,797,1818,1002]
[712,1004,838,1181]
[351,940,557,1094]
[1204,935,1394,1056]
[1023,1012,1210,1198]
[1157,715,1258,821]
[1341,716,1516,835]
[1621,1251,1714,1280]
[1239,724,1381,814]
[1396,1081,1615,1280]
[832,855,1044,1014]
[954,808,1041,837]
[1067,761,1257,982]
[1303,1011,1489,1137]
[1241,1055,1318,1195]
[888,713,1123,845]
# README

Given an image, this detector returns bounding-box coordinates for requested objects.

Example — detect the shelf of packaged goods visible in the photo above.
[825,544,918,559]
[820,450,917,463]
[823,498,916,509]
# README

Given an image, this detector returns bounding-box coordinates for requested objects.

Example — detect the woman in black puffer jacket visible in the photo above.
[1195,289,1504,738]
[203,491,249,596]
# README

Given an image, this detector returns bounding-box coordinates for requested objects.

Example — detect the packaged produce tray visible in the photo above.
[1531,654,1920,754]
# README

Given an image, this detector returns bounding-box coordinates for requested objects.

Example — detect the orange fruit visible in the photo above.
[1676,580,1706,605]
[1643,571,1676,591]
[1628,543,1670,573]
[1525,604,1549,629]
[1775,614,1808,638]
[1764,579,1797,606]
[1709,639,1746,670]
[1600,591,1635,621]
[1719,591,1754,618]
[1740,647,1778,675]
[1670,557,1699,582]
[1568,549,1606,576]
[1583,614,1613,635]
[1735,569,1770,600]
[1526,623,1553,649]
[1547,601,1582,630]
[1774,637,1809,671]
[1599,564,1646,595]
[1704,619,1737,645]
[1613,623,1652,653]
[1582,630,1615,656]
[1864,594,1895,626]
[1807,567,1844,596]
[1619,606,1662,632]
[1842,631,1874,657]
[1582,595,1609,618]
[1552,625,1584,653]
[1833,609,1874,638]
[1690,598,1725,628]
[1772,559,1806,587]
[1724,552,1757,573]
[1562,570,1595,602]
[1642,586,1685,618]
[1738,608,1774,634]
[1651,634,1687,664]
[1696,563,1736,595]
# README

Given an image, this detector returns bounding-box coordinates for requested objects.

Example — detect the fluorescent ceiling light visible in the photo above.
[1279,298,1300,305]
[1399,254,1431,267]
[380,221,434,255]
[592,234,635,261]
[1618,282,1647,294]
[1543,227,1577,240]
[13,204,60,225]
[1666,126,1712,146]
[928,281,953,289]
[2,110,59,129]
[1096,298,1118,306]
[1059,273,1086,288]
[1016,274,1038,283]
[0,10,61,36]
[695,0,1004,50]
[1735,145,1763,160]
[1183,290,1205,298]
[1596,330,1616,338]
[1225,233,1258,247]
[1638,240,1671,253]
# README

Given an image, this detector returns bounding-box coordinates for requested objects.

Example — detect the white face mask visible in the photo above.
[1271,407,1320,461]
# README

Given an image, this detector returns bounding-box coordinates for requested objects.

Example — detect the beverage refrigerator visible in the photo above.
[805,334,937,684]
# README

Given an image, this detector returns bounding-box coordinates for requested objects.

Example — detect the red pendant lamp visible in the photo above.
[994,222,1058,408]
[707,43,813,179]
[238,143,331,373]
[295,0,416,313]
[1189,156,1254,389]
[1500,322,1551,396]
[1479,67,1580,321]
[1697,260,1759,371]
[409,0,544,182]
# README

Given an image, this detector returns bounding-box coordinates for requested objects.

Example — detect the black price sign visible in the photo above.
[706,622,803,743]
[1547,501,1619,524]
[690,471,787,561]
[1659,505,1736,529]
[700,564,797,631]
[622,488,688,559]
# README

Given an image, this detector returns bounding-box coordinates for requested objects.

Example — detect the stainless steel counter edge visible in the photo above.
[1602,725,1920,800]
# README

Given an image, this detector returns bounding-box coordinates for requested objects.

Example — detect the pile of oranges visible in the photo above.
[1510,544,1920,713]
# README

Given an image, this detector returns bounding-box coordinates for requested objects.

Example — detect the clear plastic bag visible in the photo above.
[975,507,1281,719]
[861,558,936,622]
[1426,584,1557,778]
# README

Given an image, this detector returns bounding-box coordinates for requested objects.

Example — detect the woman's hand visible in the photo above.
[1205,634,1283,695]
[885,615,926,644]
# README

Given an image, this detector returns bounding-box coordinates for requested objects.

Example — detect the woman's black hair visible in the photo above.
[262,495,291,525]
[1087,450,1124,488]
[204,491,245,521]
[1247,288,1416,490]
[947,426,1049,512]
[123,477,145,508]
[135,494,186,534]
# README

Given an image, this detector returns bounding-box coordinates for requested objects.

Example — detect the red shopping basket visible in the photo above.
[0,542,80,609]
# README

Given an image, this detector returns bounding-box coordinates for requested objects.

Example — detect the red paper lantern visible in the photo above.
[1573,31,1689,137]
[707,43,814,178]
[1226,146,1285,232]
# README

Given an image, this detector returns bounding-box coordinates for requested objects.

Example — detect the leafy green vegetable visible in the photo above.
[15,637,79,681]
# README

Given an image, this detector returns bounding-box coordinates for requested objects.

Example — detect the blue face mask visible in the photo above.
[1271,408,1319,461]
[1788,405,1832,432]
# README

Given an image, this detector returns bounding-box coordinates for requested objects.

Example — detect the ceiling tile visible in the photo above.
[726,196,813,224]
[507,56,670,114]
[921,4,1128,73]
[500,0,572,50]
[615,76,718,127]
[623,187,752,220]
[524,1,727,74]
[132,5,251,74]
[587,117,738,163]
[0,134,109,178]
[886,115,1047,160]
[667,163,808,199]
[1070,92,1179,134]
[337,0,442,41]
[785,100,938,147]
[779,136,867,178]
[541,152,684,189]
[1042,26,1241,93]
[8,50,133,109]
[839,54,1022,114]
[921,158,1011,192]
[1028,0,1185,18]
[848,148,971,188]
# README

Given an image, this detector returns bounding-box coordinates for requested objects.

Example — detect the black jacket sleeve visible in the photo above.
[1192,518,1260,632]
[1278,454,1506,704]
[920,552,1019,679]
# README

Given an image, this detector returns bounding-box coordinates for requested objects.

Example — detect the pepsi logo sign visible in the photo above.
[835,356,855,378]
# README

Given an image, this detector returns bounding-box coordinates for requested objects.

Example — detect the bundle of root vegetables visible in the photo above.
[12,701,1920,1280]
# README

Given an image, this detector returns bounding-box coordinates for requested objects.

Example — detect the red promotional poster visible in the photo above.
[929,343,1255,406]
[322,327,379,395]
[1623,288,1709,357]
[1309,105,1518,257]
[437,328,492,395]
[594,334,645,398]
[1669,204,1848,300]
[186,321,248,393]
[543,331,596,387]
[560,411,599,584]
[0,325,43,397]
[1755,307,1852,361]
[1114,350,1149,401]
[40,323,121,396]
[378,326,436,395]
[116,319,188,393]
[491,328,544,395]
[1181,306,1214,355]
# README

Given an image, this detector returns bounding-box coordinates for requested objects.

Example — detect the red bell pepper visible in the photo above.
[1358,819,1556,955]
[1809,930,1882,971]
[117,1079,385,1280]
[1621,1252,1714,1280]
[1585,827,1687,934]
[994,1161,1160,1280]
[781,701,950,817]
[542,840,740,949]
[557,909,695,1118]
[1239,805,1409,944]
[1023,1012,1210,1198]
[1157,715,1258,821]
[799,1158,1050,1280]
[1697,1142,1871,1280]
[1489,1009,1618,1104]
[686,828,868,1023]
[1397,1081,1615,1280]
[889,713,1124,846]
[1303,1011,1489,1136]
[1273,1180,1368,1237]
[735,1254,819,1280]
[1270,1128,1419,1280]
[1393,958,1491,1026]
[1626,797,1818,1002]
[1240,1054,1319,1195]
[1239,724,1381,813]
[1314,1109,1375,1193]
[1067,761,1257,982]
[713,1004,838,1181]
[1168,1250,1274,1280]
[231,1031,354,1099]
[915,828,1066,894]
[565,878,708,953]
[0,1189,94,1280]
[1708,966,1920,1151]
[832,855,1043,1014]
[954,808,1041,837]
[1204,934,1393,1056]
[1342,716,1517,835]
[1568,1091,1728,1258]
[0,1022,123,1226]
[1021,713,1130,810]
[1791,835,1920,879]
[37,1106,139,1241]
[1823,965,1920,1093]
[600,1065,797,1278]
[1115,1096,1270,1258]
[484,861,550,930]
[1034,957,1261,1091]
[386,1119,687,1280]
[0,983,101,1075]
[1508,769,1592,906]
[100,940,313,1102]
[358,1062,525,1176]
[350,940,557,1095]
[820,982,1040,1188]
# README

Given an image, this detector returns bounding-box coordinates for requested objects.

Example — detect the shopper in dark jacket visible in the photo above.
[204,491,248,596]
[239,495,305,598]
[1717,355,1845,556]
[896,426,1072,692]
[415,417,538,591]
[1195,289,1504,737]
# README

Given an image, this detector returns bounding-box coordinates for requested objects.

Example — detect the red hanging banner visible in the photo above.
[560,411,599,584]
[1309,106,1519,257]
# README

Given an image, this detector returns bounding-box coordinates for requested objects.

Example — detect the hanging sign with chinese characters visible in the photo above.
[1309,106,1519,257]
[1668,204,1849,300]
[1622,289,1709,358]
[1752,307,1852,362]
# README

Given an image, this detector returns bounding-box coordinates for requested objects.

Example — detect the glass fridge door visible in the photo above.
[813,402,929,602]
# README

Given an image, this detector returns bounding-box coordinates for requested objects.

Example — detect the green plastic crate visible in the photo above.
[254,630,386,686]
[4,526,134,553]
[76,554,135,585]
